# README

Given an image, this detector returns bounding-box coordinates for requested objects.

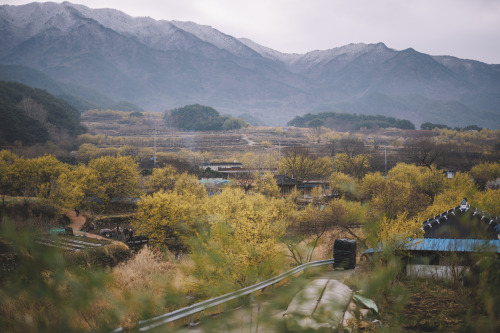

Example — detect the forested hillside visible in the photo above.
[164,104,248,131]
[0,81,85,145]
[288,112,415,131]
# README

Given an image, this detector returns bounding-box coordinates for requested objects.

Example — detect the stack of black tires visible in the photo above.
[333,239,356,269]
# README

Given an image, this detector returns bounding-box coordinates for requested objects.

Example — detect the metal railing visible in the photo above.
[114,258,334,332]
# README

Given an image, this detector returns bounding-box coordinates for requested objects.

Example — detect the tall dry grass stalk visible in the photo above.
[112,246,173,290]
[106,246,198,330]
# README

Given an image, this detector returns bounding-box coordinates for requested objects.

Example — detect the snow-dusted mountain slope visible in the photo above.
[1,2,499,128]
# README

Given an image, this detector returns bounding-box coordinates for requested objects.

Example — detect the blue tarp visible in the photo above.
[364,238,500,254]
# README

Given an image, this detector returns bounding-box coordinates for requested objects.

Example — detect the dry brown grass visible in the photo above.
[112,246,173,290]
[0,297,53,332]
[1,247,209,331]
[0,272,115,332]
[105,246,199,329]
[104,246,173,329]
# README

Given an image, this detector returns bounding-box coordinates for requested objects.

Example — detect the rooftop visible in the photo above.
[364,238,500,254]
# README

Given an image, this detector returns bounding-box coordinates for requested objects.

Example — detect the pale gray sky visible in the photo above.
[2,0,500,64]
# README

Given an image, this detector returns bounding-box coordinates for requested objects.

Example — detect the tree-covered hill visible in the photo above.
[164,104,248,131]
[0,81,86,145]
[288,112,415,131]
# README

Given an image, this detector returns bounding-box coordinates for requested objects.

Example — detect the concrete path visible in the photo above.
[174,268,356,333]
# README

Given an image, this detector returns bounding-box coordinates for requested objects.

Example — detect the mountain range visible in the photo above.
[1,1,499,128]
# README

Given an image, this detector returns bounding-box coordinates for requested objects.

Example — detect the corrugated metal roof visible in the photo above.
[364,238,500,254]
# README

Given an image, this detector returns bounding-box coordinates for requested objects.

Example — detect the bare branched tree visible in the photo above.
[231,171,255,192]
[283,201,366,265]
[403,138,445,169]
[280,147,331,183]
[339,136,368,157]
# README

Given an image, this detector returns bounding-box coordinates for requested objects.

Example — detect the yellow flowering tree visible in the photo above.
[358,172,386,200]
[0,150,17,201]
[75,155,140,215]
[147,165,178,193]
[329,171,358,199]
[387,163,446,199]
[377,211,424,244]
[0,152,85,215]
[334,153,371,181]
[371,179,430,220]
[190,187,292,296]
[417,172,477,220]
[253,172,280,197]
[473,189,500,216]
[173,172,206,199]
[133,190,201,250]
[47,171,85,215]
[279,148,332,182]
[469,162,500,190]
[10,155,69,198]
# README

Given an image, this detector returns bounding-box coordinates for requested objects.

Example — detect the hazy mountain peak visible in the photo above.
[238,37,302,63]
[0,2,75,36]
[64,1,163,33]
[171,20,260,58]
[0,2,498,128]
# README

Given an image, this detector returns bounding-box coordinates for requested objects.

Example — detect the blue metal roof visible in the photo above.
[364,238,500,254]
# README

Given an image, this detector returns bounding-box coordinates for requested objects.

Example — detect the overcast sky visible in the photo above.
[2,0,500,64]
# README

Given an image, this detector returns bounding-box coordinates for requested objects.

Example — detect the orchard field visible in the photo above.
[1,109,500,332]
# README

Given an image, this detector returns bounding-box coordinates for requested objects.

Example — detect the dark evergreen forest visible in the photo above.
[164,104,248,131]
[288,112,415,131]
[0,81,85,145]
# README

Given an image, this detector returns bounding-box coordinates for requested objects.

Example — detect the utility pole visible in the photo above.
[278,134,281,163]
[384,146,387,178]
[278,127,287,163]
[153,119,157,168]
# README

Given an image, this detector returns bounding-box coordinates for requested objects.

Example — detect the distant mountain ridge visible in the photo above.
[1,1,499,128]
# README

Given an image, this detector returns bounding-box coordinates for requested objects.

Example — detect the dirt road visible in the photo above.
[66,210,108,240]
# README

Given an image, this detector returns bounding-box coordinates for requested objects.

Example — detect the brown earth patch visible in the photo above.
[402,280,468,332]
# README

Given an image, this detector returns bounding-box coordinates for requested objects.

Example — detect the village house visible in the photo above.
[364,199,500,279]
[299,179,332,198]
[274,175,300,195]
